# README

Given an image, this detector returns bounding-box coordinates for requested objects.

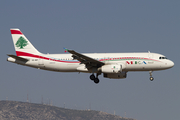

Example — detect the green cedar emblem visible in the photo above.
[16,36,28,49]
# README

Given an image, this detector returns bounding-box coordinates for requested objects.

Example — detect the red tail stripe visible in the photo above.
[11,30,23,35]
[16,51,39,57]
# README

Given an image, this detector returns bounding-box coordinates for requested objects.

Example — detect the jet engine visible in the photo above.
[101,63,125,73]
[103,72,127,79]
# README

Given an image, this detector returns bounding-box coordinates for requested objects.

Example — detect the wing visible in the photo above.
[67,49,104,68]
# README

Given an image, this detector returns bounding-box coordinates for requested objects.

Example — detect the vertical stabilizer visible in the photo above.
[10,28,40,56]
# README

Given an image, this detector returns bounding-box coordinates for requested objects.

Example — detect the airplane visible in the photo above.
[7,28,174,84]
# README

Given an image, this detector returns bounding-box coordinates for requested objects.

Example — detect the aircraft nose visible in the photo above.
[168,60,174,68]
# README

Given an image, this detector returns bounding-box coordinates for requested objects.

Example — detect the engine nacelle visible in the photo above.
[103,72,127,79]
[101,64,125,73]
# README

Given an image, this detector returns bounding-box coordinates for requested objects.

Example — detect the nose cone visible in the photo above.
[167,60,174,68]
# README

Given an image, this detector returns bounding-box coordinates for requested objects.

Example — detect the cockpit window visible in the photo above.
[159,57,168,59]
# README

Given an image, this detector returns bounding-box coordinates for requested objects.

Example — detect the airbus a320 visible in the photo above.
[7,29,174,84]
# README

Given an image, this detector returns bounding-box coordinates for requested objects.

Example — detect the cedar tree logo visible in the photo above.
[16,36,28,49]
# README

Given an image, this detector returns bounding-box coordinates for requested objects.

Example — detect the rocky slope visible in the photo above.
[0,101,135,120]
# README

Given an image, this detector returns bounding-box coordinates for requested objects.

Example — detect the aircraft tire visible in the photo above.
[94,78,99,84]
[150,77,154,81]
[90,74,95,80]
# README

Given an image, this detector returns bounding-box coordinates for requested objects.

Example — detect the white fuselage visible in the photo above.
[8,28,174,83]
[7,52,174,73]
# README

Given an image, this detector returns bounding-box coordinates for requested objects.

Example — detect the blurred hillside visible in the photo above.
[0,101,136,120]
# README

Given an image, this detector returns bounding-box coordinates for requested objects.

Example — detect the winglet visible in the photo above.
[63,48,69,53]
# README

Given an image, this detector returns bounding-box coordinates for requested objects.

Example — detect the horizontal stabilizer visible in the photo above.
[7,54,29,62]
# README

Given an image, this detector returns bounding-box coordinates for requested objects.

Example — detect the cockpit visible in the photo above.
[159,56,168,59]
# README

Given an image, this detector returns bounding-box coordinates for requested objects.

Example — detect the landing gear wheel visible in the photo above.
[94,78,100,84]
[150,77,154,81]
[89,72,101,84]
[90,74,95,80]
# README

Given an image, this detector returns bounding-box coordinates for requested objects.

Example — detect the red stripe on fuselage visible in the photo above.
[144,58,161,62]
[16,51,79,63]
[15,51,161,64]
[10,30,23,34]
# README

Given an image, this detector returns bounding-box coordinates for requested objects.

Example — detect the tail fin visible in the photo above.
[10,28,40,56]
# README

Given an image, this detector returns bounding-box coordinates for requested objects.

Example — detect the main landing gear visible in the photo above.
[90,73,100,84]
[149,71,154,81]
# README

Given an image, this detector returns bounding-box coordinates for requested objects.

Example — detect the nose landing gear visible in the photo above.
[149,71,154,81]
[150,77,154,81]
